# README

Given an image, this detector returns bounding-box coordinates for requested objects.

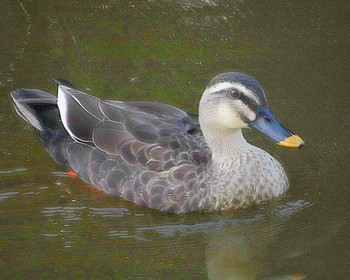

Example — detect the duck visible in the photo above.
[11,72,303,213]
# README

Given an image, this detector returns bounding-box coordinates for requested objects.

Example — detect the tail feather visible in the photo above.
[11,89,60,131]
[11,88,73,167]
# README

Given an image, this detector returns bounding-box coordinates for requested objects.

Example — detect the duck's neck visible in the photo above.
[202,127,251,161]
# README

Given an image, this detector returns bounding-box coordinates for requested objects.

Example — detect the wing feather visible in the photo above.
[58,86,102,142]
[57,83,209,174]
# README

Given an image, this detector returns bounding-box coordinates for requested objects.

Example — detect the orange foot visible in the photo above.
[67,170,105,195]
[67,170,78,179]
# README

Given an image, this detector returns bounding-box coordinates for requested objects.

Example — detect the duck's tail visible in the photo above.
[11,89,60,131]
[11,88,71,166]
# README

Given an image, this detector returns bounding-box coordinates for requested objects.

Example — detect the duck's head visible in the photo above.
[199,72,304,148]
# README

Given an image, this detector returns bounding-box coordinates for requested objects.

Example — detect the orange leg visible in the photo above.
[67,170,78,179]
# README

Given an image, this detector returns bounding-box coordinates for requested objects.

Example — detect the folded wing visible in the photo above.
[57,83,207,172]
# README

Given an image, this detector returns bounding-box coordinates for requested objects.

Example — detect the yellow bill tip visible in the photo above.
[278,134,304,148]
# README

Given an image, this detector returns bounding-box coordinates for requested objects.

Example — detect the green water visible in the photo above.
[0,1,349,279]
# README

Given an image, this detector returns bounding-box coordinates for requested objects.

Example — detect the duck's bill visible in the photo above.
[248,107,304,149]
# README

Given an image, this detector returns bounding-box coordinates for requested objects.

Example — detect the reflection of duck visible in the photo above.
[11,72,303,213]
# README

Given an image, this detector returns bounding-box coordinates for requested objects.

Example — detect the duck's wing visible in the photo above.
[107,100,198,124]
[57,84,207,168]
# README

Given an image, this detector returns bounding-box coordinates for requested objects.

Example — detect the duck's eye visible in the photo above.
[229,90,241,98]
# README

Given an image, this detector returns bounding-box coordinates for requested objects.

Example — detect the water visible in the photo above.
[0,1,349,279]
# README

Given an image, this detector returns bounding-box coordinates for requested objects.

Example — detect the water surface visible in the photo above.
[0,1,349,279]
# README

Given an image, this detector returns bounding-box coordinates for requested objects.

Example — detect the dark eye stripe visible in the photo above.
[239,94,260,111]
[214,85,265,110]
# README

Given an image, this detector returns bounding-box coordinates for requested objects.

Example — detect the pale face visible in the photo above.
[201,80,262,130]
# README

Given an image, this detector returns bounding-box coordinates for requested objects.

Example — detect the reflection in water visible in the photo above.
[36,195,345,279]
[205,202,347,280]
[35,195,346,279]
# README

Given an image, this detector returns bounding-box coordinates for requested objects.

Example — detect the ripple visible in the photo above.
[42,233,59,237]
[266,200,313,218]
[0,191,19,202]
[132,200,312,238]
[90,207,130,218]
[0,168,27,175]
[42,206,87,221]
